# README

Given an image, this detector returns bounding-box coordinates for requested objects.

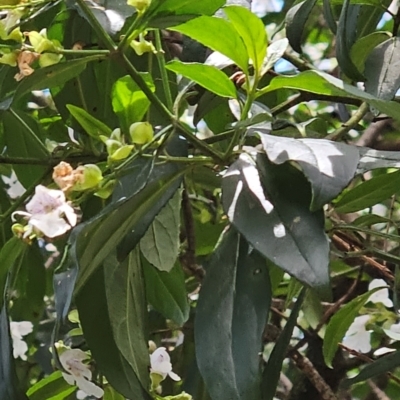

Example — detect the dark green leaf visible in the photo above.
[71,151,186,294]
[104,249,150,389]
[224,6,267,73]
[14,56,98,103]
[343,350,400,387]
[76,265,151,399]
[262,290,305,400]
[195,228,271,400]
[103,386,126,400]
[222,153,330,296]
[336,0,365,81]
[285,0,318,53]
[0,238,26,309]
[170,16,249,73]
[27,371,75,400]
[140,189,181,272]
[334,169,400,213]
[2,109,48,187]
[365,37,400,101]
[66,104,112,140]
[323,0,337,33]
[323,286,383,367]
[258,133,360,210]
[111,74,155,134]
[0,302,29,400]
[143,260,189,326]
[167,61,236,99]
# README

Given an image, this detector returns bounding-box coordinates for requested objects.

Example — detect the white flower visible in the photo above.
[59,349,104,399]
[150,347,181,381]
[2,171,25,199]
[10,321,33,360]
[12,185,77,238]
[368,279,393,308]
[342,315,372,353]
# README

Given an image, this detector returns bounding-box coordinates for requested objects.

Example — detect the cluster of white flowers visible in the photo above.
[59,349,104,399]
[342,279,399,354]
[12,184,77,239]
[10,321,33,360]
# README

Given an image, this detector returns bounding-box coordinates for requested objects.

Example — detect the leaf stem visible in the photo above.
[154,30,173,111]
[327,102,370,141]
[75,0,117,52]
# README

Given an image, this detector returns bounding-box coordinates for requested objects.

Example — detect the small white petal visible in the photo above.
[29,212,71,238]
[62,372,76,386]
[368,279,393,308]
[374,347,396,356]
[168,371,181,381]
[343,330,371,353]
[75,376,104,399]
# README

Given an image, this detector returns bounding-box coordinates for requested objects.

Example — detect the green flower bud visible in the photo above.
[130,38,156,56]
[109,144,134,161]
[0,51,17,67]
[72,164,103,191]
[127,0,151,12]
[129,122,154,144]
[39,53,62,68]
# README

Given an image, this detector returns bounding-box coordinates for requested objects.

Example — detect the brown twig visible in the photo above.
[288,348,338,400]
[331,234,394,282]
[339,344,400,386]
[368,380,391,400]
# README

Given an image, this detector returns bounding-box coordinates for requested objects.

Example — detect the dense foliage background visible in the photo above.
[2,0,400,399]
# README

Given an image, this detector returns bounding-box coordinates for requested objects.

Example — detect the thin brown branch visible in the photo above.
[368,380,391,400]
[288,348,338,400]
[331,234,394,282]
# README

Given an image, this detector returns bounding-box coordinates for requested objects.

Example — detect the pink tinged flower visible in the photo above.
[12,185,77,238]
[10,321,33,360]
[150,347,181,381]
[368,279,393,308]
[342,315,372,353]
[59,349,104,399]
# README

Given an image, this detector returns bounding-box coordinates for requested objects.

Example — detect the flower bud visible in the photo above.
[129,122,154,144]
[127,0,151,12]
[72,164,103,191]
[130,38,156,56]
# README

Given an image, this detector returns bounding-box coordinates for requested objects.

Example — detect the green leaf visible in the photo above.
[262,289,305,400]
[336,0,365,81]
[76,265,151,400]
[27,371,75,400]
[365,37,400,101]
[143,260,189,326]
[343,350,400,387]
[224,5,267,73]
[168,60,237,99]
[2,109,48,187]
[103,386,126,400]
[14,56,98,103]
[323,286,383,367]
[334,169,400,213]
[260,70,400,122]
[285,0,318,53]
[195,228,271,400]
[70,151,186,294]
[111,74,155,134]
[0,302,29,400]
[0,238,26,309]
[222,153,330,297]
[140,189,181,272]
[104,249,150,389]
[170,16,249,73]
[66,104,112,140]
[257,133,360,210]
[145,0,226,28]
[351,32,390,74]
[323,0,337,33]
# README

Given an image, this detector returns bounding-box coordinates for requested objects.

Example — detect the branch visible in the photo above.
[288,348,338,400]
[327,102,370,141]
